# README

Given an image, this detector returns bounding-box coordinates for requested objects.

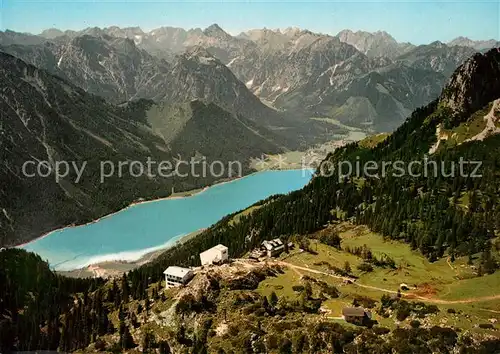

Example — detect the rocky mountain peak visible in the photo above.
[338,29,397,43]
[70,35,112,56]
[451,36,468,43]
[80,26,107,38]
[123,26,143,33]
[440,48,500,115]
[429,40,446,48]
[0,29,46,46]
[282,27,303,37]
[183,45,217,60]
[105,26,145,38]
[203,23,231,39]
[336,28,410,59]
[374,30,393,39]
[39,28,65,39]
[448,36,499,51]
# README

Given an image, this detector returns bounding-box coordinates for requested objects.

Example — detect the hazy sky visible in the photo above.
[1,0,499,44]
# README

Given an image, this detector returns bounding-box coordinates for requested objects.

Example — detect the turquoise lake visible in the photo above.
[21,169,313,271]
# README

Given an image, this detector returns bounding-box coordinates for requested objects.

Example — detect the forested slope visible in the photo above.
[0,249,102,351]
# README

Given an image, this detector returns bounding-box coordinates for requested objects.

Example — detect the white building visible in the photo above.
[163,266,194,289]
[199,244,229,266]
[262,238,285,257]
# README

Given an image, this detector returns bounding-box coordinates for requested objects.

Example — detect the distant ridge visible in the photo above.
[2,25,497,133]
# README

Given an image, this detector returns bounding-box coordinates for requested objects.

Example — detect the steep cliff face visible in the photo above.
[0,51,175,246]
[1,34,172,103]
[0,29,46,46]
[396,41,477,78]
[1,35,292,130]
[164,46,283,126]
[440,48,500,117]
[162,47,335,147]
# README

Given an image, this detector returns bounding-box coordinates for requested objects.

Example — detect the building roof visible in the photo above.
[262,238,284,251]
[200,244,228,256]
[163,266,192,277]
[212,244,228,252]
[342,307,367,317]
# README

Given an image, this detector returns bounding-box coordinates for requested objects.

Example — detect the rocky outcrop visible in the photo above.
[440,48,500,117]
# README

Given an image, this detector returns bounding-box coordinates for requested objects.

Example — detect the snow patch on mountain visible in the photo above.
[198,56,217,65]
[134,35,143,45]
[376,83,390,94]
[2,208,12,222]
[226,57,239,67]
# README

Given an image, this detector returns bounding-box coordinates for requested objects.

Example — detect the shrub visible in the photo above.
[352,295,377,309]
[396,307,411,321]
[318,231,342,249]
[321,284,339,298]
[357,262,374,272]
[478,323,495,329]
[94,339,106,351]
[372,326,390,335]
[108,342,122,354]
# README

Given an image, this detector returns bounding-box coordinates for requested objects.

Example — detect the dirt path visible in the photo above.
[446,257,454,270]
[445,256,461,278]
[427,295,500,305]
[479,308,500,314]
[278,261,500,305]
[278,261,354,282]
[279,261,400,295]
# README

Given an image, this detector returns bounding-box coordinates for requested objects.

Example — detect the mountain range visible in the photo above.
[1,25,492,132]
[2,46,499,353]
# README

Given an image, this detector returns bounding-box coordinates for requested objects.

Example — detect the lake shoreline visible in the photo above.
[16,190,208,249]
[16,175,248,249]
[20,168,314,277]
[57,228,205,279]
[19,168,313,250]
